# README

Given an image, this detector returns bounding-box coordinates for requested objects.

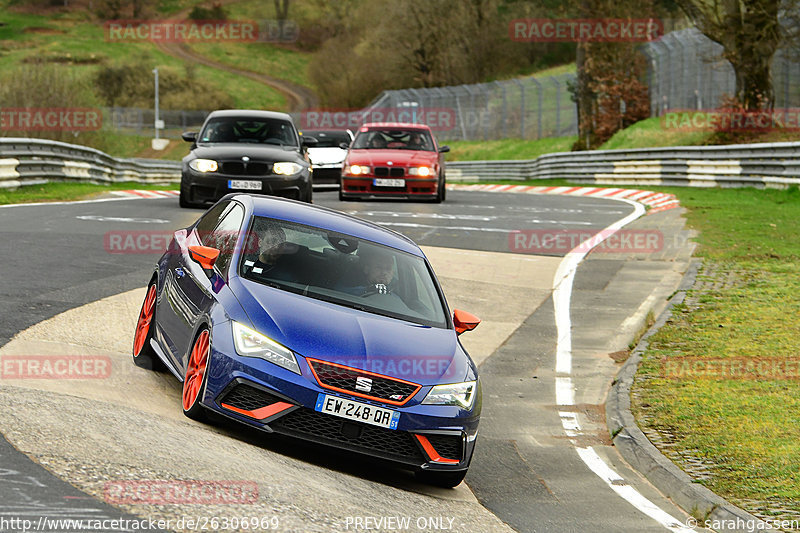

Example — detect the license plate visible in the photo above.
[228,180,262,190]
[315,394,400,430]
[373,178,405,187]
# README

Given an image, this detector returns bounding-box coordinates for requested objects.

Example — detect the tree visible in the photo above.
[572,0,654,149]
[674,0,783,110]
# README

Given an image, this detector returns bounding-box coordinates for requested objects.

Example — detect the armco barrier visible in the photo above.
[447,141,800,188]
[0,138,180,189]
[6,137,800,190]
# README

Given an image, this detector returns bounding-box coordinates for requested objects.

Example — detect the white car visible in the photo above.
[303,129,354,185]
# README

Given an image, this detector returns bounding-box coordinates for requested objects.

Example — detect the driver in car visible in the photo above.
[340,247,395,296]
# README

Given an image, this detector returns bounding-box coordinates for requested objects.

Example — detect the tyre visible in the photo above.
[132,280,164,371]
[182,327,211,421]
[179,181,195,208]
[433,174,445,204]
[414,468,467,488]
[303,185,313,203]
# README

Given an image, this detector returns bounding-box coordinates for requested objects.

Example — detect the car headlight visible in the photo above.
[273,162,303,175]
[347,165,370,175]
[408,166,433,177]
[231,321,300,374]
[421,380,477,409]
[189,159,218,173]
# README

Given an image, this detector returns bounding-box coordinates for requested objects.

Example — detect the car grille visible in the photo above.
[307,358,421,405]
[270,408,425,464]
[374,167,404,177]
[425,434,463,461]
[220,161,272,176]
[219,383,282,412]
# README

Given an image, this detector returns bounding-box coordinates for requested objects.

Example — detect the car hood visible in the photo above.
[231,277,470,384]
[191,143,302,162]
[346,149,437,167]
[307,147,347,165]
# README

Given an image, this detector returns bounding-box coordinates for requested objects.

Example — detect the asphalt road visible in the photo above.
[0,190,695,532]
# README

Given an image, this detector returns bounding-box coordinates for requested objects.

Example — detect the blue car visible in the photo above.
[132,193,482,487]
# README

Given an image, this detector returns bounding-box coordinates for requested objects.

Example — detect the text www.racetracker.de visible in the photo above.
[0,515,281,532]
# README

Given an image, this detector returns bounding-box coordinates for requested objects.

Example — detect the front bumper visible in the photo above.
[181,169,310,204]
[310,164,343,184]
[201,338,479,472]
[340,175,438,200]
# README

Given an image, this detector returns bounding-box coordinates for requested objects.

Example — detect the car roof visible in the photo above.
[206,109,293,122]
[359,122,433,131]
[230,194,422,256]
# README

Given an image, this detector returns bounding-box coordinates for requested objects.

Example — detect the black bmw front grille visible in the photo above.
[220,161,272,175]
[373,167,405,177]
[307,359,420,405]
[270,408,425,464]
[219,383,282,411]
[425,434,463,461]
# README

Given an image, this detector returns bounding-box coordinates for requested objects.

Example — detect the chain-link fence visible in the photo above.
[643,27,800,115]
[359,74,578,142]
[105,107,210,139]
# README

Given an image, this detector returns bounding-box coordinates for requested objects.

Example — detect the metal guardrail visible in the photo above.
[5,137,800,191]
[447,141,800,188]
[0,138,180,189]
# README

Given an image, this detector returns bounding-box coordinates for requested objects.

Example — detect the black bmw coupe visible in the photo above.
[179,110,317,208]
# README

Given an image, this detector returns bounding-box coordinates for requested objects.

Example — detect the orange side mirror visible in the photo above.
[188,245,220,270]
[453,309,481,335]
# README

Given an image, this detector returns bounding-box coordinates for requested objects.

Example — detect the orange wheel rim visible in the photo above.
[183,329,210,411]
[133,285,157,356]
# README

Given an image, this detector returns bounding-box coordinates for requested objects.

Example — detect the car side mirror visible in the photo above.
[438,145,450,153]
[339,142,351,150]
[301,136,318,147]
[182,131,198,143]
[188,245,219,271]
[453,309,480,335]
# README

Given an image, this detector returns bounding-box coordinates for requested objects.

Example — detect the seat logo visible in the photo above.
[355,376,373,392]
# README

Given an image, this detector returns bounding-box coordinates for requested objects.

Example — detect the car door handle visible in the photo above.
[175,267,185,278]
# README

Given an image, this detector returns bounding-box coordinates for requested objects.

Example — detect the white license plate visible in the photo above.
[373,178,405,187]
[315,394,400,430]
[228,180,262,190]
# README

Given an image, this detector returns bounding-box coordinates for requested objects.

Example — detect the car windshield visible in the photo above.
[239,216,448,329]
[199,117,298,146]
[302,130,351,148]
[351,129,434,151]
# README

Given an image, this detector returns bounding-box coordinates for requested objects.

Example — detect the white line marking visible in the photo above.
[576,447,696,533]
[553,196,694,531]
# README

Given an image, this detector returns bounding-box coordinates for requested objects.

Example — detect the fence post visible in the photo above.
[513,78,525,138]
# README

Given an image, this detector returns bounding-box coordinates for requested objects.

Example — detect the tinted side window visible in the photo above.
[209,204,245,274]
[195,201,230,243]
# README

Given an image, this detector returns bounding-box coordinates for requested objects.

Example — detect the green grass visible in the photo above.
[599,117,714,150]
[445,136,576,161]
[0,181,174,205]
[0,3,287,110]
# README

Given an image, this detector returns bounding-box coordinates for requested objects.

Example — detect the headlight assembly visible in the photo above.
[422,380,477,409]
[231,321,300,374]
[273,162,303,175]
[189,159,218,173]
